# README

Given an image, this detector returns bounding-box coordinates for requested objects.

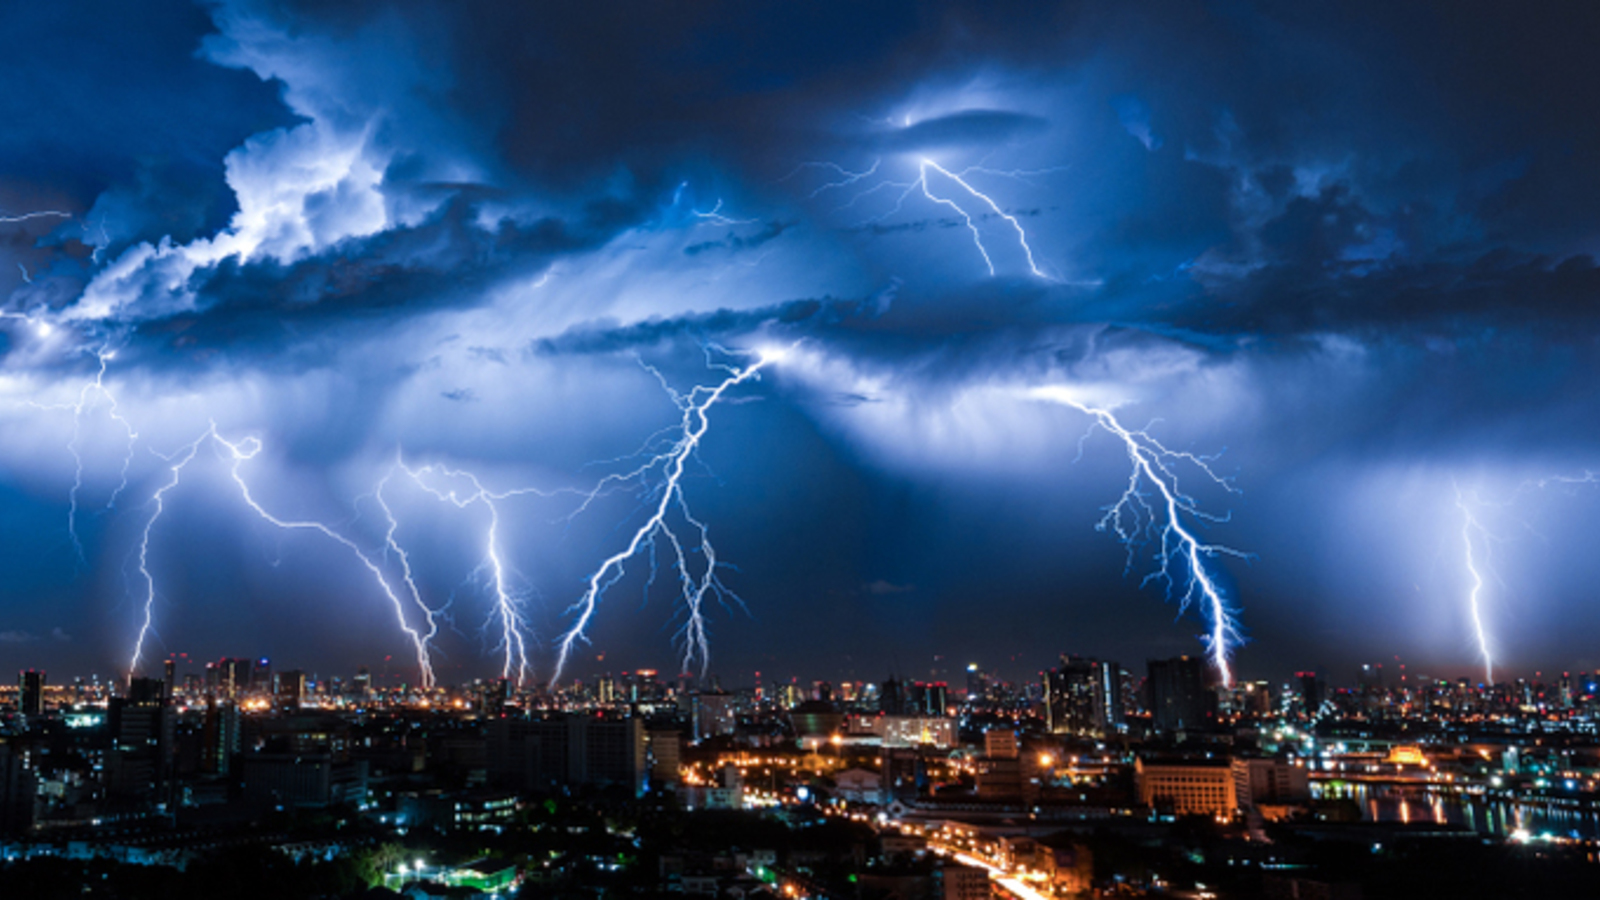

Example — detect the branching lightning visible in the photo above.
[1034,387,1248,686]
[130,426,440,687]
[785,155,1051,278]
[395,459,557,688]
[552,347,782,684]
[25,347,139,564]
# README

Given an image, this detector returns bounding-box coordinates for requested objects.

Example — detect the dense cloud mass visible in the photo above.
[3,0,1600,688]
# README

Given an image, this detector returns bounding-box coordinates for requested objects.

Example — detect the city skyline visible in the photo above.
[6,2,1600,685]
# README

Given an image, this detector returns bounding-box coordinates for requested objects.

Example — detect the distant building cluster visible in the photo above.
[1,651,1599,896]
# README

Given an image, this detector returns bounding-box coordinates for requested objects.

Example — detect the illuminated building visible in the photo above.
[1045,655,1124,738]
[202,700,241,775]
[647,727,682,788]
[850,715,957,749]
[936,863,993,900]
[976,728,1022,800]
[1233,757,1309,809]
[965,663,988,703]
[1135,757,1237,817]
[693,690,737,741]
[906,681,948,716]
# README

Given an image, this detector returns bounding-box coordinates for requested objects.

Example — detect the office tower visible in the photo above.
[1045,655,1124,738]
[277,670,307,711]
[108,677,175,806]
[1147,656,1209,733]
[18,670,44,716]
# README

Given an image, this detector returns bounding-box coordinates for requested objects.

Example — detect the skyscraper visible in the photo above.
[1045,656,1124,738]
[18,670,44,716]
[277,670,307,711]
[1148,656,1209,733]
[108,677,174,806]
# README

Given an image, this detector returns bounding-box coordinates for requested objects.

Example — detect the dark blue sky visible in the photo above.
[3,0,1600,689]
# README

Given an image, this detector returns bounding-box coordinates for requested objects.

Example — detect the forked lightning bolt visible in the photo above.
[131,426,439,687]
[1033,387,1248,686]
[396,460,556,688]
[25,347,139,564]
[786,156,1049,278]
[552,348,782,684]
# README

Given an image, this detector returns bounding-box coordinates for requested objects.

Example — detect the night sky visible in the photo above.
[4,1,1600,689]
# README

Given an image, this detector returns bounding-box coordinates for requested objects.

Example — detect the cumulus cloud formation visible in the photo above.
[2,0,1599,681]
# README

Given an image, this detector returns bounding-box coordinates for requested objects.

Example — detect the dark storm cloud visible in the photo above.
[872,110,1050,155]
[117,195,606,364]
[0,0,293,244]
[529,293,889,358]
[7,0,1600,682]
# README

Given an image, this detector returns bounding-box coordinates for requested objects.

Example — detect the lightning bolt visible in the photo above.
[0,210,71,225]
[914,159,1046,278]
[1453,482,1493,685]
[25,347,139,565]
[785,155,1050,278]
[1449,470,1597,685]
[395,459,554,688]
[552,347,783,684]
[129,425,439,687]
[1034,387,1248,686]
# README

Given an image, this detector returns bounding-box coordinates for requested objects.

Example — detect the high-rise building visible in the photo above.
[880,677,904,715]
[1148,656,1209,733]
[965,664,989,704]
[202,700,241,775]
[208,658,250,699]
[277,670,307,711]
[18,670,44,716]
[108,677,175,806]
[1297,671,1326,714]
[351,666,372,701]
[647,728,682,788]
[253,657,273,693]
[906,681,948,716]
[1045,656,1124,738]
[0,737,38,837]
[692,691,736,742]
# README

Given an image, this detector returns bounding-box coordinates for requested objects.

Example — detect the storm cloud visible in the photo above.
[3,0,1600,686]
